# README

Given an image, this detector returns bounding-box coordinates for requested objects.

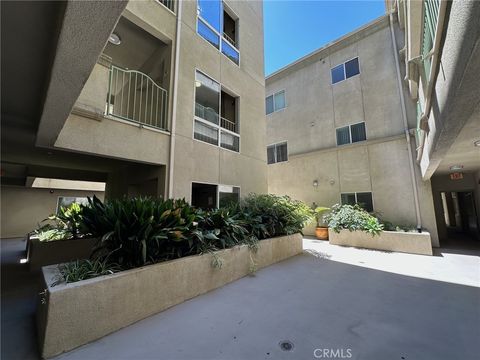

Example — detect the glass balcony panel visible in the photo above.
[221,39,239,65]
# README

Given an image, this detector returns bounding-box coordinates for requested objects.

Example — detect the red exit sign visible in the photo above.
[450,172,463,180]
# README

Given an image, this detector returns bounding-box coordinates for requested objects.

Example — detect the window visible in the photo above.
[350,122,366,143]
[56,197,88,214]
[197,0,239,65]
[331,64,345,84]
[331,57,360,84]
[218,185,240,207]
[336,122,366,146]
[345,58,360,78]
[341,192,373,212]
[267,142,288,164]
[266,90,286,115]
[192,183,240,209]
[194,70,239,152]
[192,183,217,209]
[336,126,350,146]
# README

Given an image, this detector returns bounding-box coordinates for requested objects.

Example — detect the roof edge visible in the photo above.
[266,14,390,83]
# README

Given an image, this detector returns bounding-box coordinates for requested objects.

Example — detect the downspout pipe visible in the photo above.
[167,0,183,199]
[389,12,423,232]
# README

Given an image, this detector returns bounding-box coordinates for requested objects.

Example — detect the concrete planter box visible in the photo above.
[329,229,433,256]
[37,233,302,358]
[27,236,98,271]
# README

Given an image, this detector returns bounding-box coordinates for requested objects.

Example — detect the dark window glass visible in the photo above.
[351,122,366,143]
[336,126,350,146]
[267,145,275,164]
[266,95,274,115]
[276,143,288,162]
[219,186,240,207]
[356,192,373,212]
[192,183,217,209]
[331,64,345,84]
[345,58,360,78]
[197,19,220,49]
[341,193,356,206]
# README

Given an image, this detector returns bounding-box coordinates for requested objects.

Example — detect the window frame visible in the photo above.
[267,141,288,164]
[330,56,360,85]
[340,191,374,212]
[193,69,240,153]
[350,121,367,143]
[196,1,240,66]
[335,121,367,146]
[190,181,241,208]
[266,89,287,115]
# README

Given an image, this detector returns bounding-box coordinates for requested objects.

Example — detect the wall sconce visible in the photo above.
[329,179,335,185]
[313,180,318,187]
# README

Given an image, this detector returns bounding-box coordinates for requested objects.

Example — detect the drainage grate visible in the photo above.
[279,340,294,351]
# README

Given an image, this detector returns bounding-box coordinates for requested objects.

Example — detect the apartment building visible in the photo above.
[386,0,480,245]
[266,0,480,247]
[265,14,440,244]
[1,0,267,237]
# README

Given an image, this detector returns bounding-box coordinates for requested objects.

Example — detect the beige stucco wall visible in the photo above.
[171,0,267,200]
[54,0,267,201]
[0,186,104,239]
[265,17,438,245]
[329,229,433,256]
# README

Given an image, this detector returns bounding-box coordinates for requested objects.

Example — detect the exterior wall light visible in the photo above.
[474,140,480,147]
[108,33,121,45]
[313,180,318,187]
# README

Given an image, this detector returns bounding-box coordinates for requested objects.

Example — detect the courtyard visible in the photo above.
[2,237,478,360]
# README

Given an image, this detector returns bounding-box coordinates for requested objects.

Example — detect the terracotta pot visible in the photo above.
[315,227,329,240]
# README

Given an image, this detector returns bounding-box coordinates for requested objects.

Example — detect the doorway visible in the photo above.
[440,191,479,247]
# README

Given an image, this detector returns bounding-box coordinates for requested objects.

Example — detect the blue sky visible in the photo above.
[264,0,385,75]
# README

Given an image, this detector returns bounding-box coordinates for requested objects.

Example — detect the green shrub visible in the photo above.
[195,207,252,250]
[34,202,85,241]
[237,194,314,239]
[59,194,312,283]
[82,196,201,269]
[324,204,384,236]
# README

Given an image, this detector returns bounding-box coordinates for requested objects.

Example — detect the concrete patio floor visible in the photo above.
[1,237,479,359]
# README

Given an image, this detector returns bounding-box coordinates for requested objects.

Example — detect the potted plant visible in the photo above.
[314,206,330,240]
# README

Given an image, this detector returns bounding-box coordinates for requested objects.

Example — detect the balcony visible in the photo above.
[107,66,168,131]
[72,16,171,133]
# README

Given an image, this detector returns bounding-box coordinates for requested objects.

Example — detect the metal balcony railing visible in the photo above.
[107,65,168,131]
[158,0,174,12]
[223,33,236,48]
[220,117,236,133]
[422,0,440,80]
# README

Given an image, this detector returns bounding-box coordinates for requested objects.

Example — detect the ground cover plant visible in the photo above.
[57,194,314,283]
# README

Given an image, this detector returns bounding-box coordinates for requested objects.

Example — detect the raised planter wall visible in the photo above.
[329,229,433,256]
[27,236,98,271]
[37,233,303,358]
